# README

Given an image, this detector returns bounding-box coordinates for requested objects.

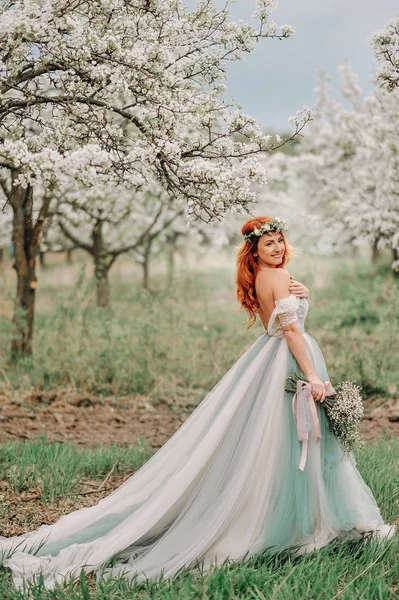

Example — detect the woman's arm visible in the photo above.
[283,325,326,401]
[281,321,317,378]
[270,270,325,402]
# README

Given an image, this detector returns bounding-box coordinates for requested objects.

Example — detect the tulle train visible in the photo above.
[0,333,393,589]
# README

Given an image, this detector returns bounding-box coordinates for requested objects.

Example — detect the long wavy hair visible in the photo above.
[236,216,293,329]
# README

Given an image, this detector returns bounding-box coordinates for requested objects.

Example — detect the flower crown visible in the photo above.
[243,217,289,242]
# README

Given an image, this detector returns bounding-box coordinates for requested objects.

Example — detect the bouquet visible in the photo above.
[285,372,365,454]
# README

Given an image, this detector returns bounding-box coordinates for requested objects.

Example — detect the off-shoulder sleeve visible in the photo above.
[274,294,299,328]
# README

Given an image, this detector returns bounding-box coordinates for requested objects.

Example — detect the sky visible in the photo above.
[189,0,398,131]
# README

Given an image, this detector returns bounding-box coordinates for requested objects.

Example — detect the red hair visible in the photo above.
[235,216,293,329]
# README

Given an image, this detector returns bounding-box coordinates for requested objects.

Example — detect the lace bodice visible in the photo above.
[266,294,309,338]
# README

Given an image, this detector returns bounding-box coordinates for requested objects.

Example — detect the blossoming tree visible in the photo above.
[0,187,12,270]
[55,180,190,305]
[265,61,399,272]
[371,17,399,91]
[0,0,309,354]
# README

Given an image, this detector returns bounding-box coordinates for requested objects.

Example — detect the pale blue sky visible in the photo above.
[188,0,398,131]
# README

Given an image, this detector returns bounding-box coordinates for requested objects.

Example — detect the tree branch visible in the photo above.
[0,95,148,139]
[57,219,94,255]
[0,62,64,94]
[108,202,165,259]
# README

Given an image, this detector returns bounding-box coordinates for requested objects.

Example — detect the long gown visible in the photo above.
[0,294,395,590]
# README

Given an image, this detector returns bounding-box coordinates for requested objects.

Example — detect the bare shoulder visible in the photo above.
[257,268,291,281]
[273,268,291,278]
[256,268,291,301]
[256,268,291,300]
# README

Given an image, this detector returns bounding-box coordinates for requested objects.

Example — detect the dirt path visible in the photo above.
[1,390,398,449]
[0,390,188,449]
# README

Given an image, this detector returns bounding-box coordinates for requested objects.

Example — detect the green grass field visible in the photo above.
[0,436,398,599]
[0,249,398,598]
[0,250,398,402]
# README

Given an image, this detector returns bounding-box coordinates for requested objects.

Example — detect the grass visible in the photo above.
[0,253,252,403]
[0,250,398,598]
[0,251,398,403]
[0,436,153,504]
[306,258,399,398]
[0,436,398,599]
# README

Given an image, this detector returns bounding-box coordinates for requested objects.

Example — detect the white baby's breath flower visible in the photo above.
[285,374,365,455]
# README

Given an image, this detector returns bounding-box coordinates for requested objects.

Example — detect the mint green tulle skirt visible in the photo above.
[269,332,386,553]
[0,332,394,589]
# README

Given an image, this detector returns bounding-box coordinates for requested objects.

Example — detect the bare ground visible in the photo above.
[0,389,188,449]
[0,390,398,537]
[1,389,398,448]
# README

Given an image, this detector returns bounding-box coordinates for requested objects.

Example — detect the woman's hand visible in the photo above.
[289,276,309,299]
[307,374,326,402]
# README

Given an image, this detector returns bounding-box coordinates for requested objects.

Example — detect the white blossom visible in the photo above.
[371,17,399,92]
[0,0,304,222]
[262,59,399,273]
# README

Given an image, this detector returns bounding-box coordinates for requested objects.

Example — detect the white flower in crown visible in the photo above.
[243,217,289,242]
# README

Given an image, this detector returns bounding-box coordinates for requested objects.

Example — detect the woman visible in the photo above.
[1,215,395,590]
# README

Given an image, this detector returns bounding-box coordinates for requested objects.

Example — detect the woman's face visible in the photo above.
[254,231,285,268]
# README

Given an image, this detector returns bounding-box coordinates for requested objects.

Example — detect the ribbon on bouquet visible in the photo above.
[292,379,337,471]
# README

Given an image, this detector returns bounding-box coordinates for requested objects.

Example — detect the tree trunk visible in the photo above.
[142,238,153,291]
[166,233,177,288]
[93,219,110,308]
[66,248,73,264]
[371,238,380,264]
[39,251,46,268]
[142,256,149,291]
[393,247,399,278]
[96,272,110,307]
[8,171,52,356]
[0,248,4,274]
[10,178,37,355]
